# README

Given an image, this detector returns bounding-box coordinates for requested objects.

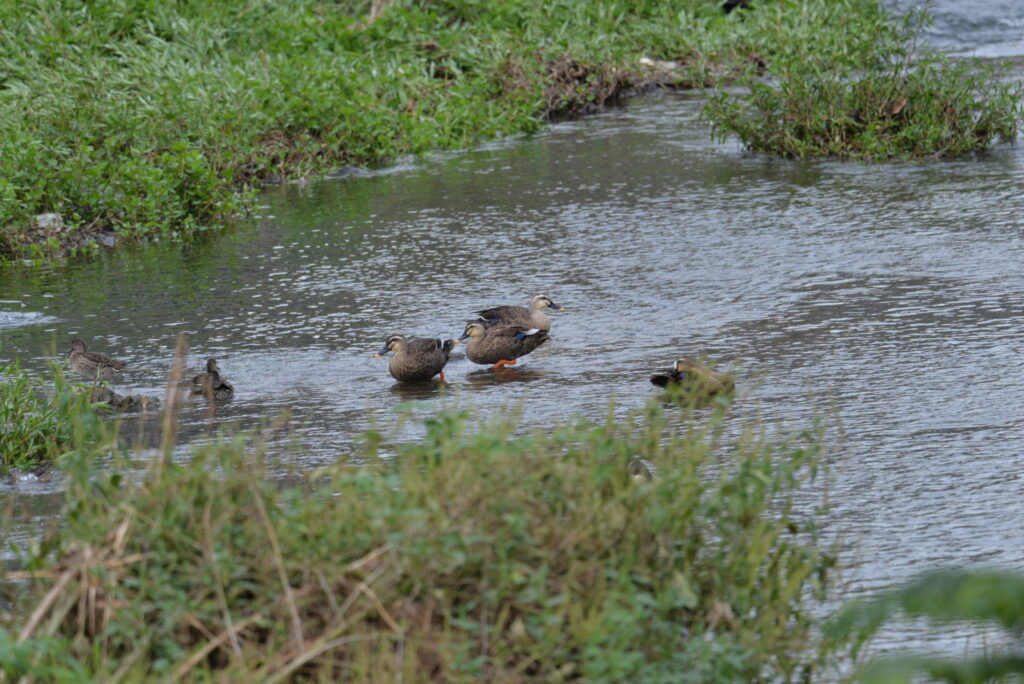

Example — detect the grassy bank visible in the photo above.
[2,0,994,262]
[1,401,837,680]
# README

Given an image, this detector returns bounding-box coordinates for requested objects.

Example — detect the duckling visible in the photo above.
[650,356,734,395]
[628,455,654,482]
[67,337,127,381]
[190,358,234,401]
[475,294,564,332]
[374,335,454,382]
[457,321,549,370]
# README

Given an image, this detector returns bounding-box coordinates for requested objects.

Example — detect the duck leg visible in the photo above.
[438,371,447,383]
[490,359,517,370]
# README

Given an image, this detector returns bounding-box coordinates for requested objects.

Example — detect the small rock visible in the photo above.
[6,463,53,483]
[326,166,368,178]
[35,213,63,231]
[99,232,118,248]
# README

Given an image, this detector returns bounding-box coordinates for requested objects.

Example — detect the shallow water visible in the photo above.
[887,0,1024,58]
[3,1,1024,660]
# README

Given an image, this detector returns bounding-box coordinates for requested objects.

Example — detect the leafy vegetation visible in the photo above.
[2,400,837,680]
[704,7,1023,159]
[0,362,111,472]
[830,571,1024,683]
[3,0,994,261]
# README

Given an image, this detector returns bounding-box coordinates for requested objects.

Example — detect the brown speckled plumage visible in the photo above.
[190,358,234,401]
[475,294,562,332]
[68,337,127,381]
[376,335,453,382]
[458,321,549,367]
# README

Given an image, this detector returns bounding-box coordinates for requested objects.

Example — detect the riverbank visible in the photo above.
[5,0,1010,263]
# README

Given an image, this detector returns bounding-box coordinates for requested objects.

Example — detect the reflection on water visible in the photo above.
[2,49,1024,658]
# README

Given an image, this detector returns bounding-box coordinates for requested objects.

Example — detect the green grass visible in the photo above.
[1,400,837,680]
[4,0,999,261]
[0,362,112,472]
[703,6,1023,159]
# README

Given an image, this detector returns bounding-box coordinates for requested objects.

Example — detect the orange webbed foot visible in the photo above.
[490,359,517,370]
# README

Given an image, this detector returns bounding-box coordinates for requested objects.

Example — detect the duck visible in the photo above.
[67,337,127,381]
[649,356,734,395]
[190,358,234,401]
[374,335,454,382]
[457,321,549,370]
[475,294,564,332]
[628,455,654,482]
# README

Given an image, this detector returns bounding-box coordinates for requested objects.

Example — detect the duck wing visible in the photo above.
[475,305,530,327]
[406,337,446,357]
[86,350,127,370]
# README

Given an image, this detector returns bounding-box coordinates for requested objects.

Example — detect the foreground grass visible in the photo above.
[4,0,1001,262]
[831,571,1024,683]
[1,401,836,680]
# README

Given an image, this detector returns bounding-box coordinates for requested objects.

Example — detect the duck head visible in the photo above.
[374,335,407,357]
[456,322,487,343]
[529,294,564,312]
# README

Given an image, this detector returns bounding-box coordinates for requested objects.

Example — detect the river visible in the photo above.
[2,0,1022,662]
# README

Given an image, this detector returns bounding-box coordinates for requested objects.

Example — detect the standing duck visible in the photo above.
[67,337,127,381]
[475,294,564,332]
[190,358,234,401]
[650,356,734,395]
[457,321,549,370]
[374,335,454,382]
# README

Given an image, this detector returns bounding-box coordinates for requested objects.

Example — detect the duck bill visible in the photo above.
[374,344,390,357]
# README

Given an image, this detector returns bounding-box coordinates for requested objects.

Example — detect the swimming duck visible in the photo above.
[475,294,564,332]
[67,337,127,381]
[650,356,734,395]
[190,358,234,401]
[374,335,454,382]
[457,321,549,370]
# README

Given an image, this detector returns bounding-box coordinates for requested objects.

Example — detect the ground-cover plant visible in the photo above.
[704,5,1023,159]
[1,399,836,680]
[0,0,943,261]
[830,570,1024,683]
[0,362,111,472]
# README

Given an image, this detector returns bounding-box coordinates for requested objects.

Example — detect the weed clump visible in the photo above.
[3,402,836,680]
[704,7,1022,159]
[0,363,111,473]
